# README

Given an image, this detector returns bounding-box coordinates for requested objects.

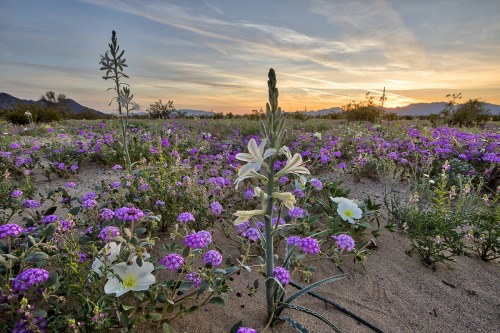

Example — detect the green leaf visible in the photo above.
[133,290,144,301]
[121,304,135,311]
[69,207,80,216]
[162,323,174,333]
[23,251,49,263]
[229,321,243,333]
[45,272,58,288]
[147,312,162,322]
[278,316,309,333]
[135,228,146,235]
[41,224,56,238]
[282,275,345,307]
[32,309,47,318]
[242,265,251,273]
[279,304,342,333]
[208,296,226,308]
[44,206,57,216]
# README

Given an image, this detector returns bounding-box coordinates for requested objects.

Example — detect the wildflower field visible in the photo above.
[1,109,499,333]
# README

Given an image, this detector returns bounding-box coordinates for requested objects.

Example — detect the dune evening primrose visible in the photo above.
[104,259,155,297]
[335,198,362,224]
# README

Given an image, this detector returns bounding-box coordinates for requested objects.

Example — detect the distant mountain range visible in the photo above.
[305,102,500,117]
[0,92,107,116]
[1,92,499,117]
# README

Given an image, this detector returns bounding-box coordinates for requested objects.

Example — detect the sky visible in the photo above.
[1,0,499,114]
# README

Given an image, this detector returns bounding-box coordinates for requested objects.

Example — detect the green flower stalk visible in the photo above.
[100,30,139,172]
[234,69,310,321]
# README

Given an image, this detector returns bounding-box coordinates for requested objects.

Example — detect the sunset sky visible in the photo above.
[1,0,499,114]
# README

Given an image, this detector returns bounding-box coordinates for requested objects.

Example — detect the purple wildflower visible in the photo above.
[111,181,121,189]
[203,250,223,267]
[210,201,223,216]
[287,236,301,247]
[13,316,47,333]
[21,200,41,209]
[70,164,79,172]
[155,200,165,207]
[57,219,75,232]
[78,252,88,263]
[310,179,323,190]
[299,237,320,254]
[288,207,305,219]
[332,234,356,252]
[244,188,254,200]
[243,228,260,242]
[186,272,201,288]
[42,214,59,224]
[0,224,24,238]
[160,253,184,271]
[292,189,305,198]
[12,268,49,293]
[237,328,257,333]
[82,192,96,201]
[82,199,98,209]
[65,182,76,188]
[273,266,290,286]
[10,190,23,198]
[98,226,120,242]
[279,176,290,184]
[184,231,211,249]
[112,165,123,171]
[99,208,115,221]
[177,212,195,224]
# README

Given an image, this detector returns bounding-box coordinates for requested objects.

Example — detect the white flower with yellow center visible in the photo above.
[104,258,155,297]
[335,198,362,224]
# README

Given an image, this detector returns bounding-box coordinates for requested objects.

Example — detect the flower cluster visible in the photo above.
[160,253,184,271]
[203,250,223,267]
[115,206,144,222]
[0,224,23,238]
[273,266,290,286]
[177,212,195,224]
[98,226,121,242]
[332,234,356,252]
[12,268,50,293]
[299,237,320,254]
[184,230,212,249]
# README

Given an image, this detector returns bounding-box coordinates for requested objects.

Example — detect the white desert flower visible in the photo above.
[104,258,155,297]
[233,209,265,225]
[336,199,362,224]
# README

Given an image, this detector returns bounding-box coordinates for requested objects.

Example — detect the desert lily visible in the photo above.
[272,192,296,210]
[275,146,310,180]
[235,138,276,173]
[233,209,266,225]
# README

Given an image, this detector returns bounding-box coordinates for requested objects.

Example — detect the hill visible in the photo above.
[0,92,107,117]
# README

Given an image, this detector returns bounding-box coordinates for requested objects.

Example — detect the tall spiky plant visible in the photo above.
[99,30,139,172]
[234,69,344,331]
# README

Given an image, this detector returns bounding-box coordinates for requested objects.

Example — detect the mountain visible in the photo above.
[0,92,107,116]
[304,102,500,117]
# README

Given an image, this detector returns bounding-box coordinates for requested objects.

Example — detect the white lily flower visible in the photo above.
[91,242,122,277]
[104,258,155,297]
[233,209,265,225]
[235,138,276,172]
[313,132,322,140]
[275,151,310,179]
[336,199,363,224]
[234,165,268,189]
[272,192,296,210]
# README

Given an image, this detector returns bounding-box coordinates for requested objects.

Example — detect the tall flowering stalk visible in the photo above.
[235,69,317,324]
[99,31,139,172]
